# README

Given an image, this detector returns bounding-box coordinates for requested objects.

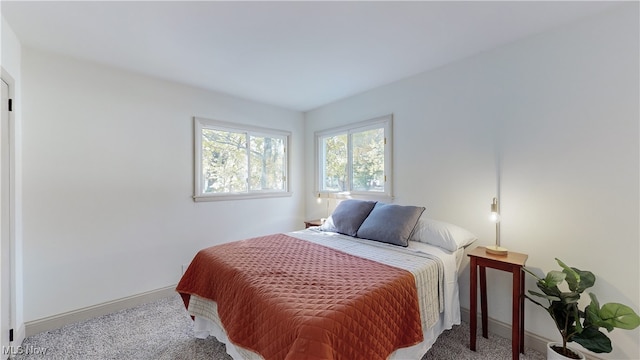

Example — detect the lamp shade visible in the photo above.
[489,198,501,223]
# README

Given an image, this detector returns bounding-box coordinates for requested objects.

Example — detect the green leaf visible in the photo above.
[574,268,595,292]
[544,270,566,288]
[572,327,612,353]
[549,302,576,333]
[598,302,640,330]
[568,302,582,333]
[589,292,601,309]
[555,258,595,293]
[538,287,562,301]
[556,259,579,291]
[585,293,610,331]
[559,291,580,304]
[528,290,560,302]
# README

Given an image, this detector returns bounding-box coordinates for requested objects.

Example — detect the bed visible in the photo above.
[177,200,476,360]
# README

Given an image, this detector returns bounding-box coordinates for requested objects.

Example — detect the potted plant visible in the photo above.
[523,258,640,359]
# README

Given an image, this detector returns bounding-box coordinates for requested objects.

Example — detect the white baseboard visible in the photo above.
[24,285,177,338]
[460,308,602,360]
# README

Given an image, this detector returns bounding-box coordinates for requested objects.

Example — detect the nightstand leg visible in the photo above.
[520,268,525,354]
[512,268,521,360]
[470,258,477,351]
[479,266,488,338]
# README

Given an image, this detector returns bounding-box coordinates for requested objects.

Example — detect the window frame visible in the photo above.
[314,114,393,200]
[194,117,291,202]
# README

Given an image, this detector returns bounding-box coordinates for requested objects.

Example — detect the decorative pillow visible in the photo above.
[319,199,377,236]
[356,203,426,247]
[410,218,477,252]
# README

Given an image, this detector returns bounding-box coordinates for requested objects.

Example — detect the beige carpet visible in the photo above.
[13,295,544,360]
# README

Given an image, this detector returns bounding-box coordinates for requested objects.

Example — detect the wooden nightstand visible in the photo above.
[468,246,528,360]
[304,219,323,228]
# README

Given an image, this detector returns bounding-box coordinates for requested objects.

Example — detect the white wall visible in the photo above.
[305,4,639,359]
[21,48,305,322]
[1,15,24,343]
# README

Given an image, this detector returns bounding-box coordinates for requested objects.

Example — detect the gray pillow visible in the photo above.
[319,199,377,236]
[356,203,426,247]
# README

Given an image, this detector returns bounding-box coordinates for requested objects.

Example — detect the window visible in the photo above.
[194,117,290,201]
[315,114,392,198]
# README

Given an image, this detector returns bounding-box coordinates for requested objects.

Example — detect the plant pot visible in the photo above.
[546,342,585,360]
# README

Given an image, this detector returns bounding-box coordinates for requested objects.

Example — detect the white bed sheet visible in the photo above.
[188,229,464,359]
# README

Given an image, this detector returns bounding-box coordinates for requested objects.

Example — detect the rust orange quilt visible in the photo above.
[176,233,423,360]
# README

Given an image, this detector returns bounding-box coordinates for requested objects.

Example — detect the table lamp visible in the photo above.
[486,197,508,255]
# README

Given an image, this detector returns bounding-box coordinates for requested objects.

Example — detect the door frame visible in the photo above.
[0,68,17,354]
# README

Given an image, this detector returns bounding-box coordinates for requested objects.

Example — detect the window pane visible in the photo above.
[249,135,285,191]
[201,129,247,193]
[314,115,391,198]
[352,127,384,192]
[322,134,348,191]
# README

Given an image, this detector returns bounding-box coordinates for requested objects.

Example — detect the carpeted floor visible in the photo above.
[13,295,544,360]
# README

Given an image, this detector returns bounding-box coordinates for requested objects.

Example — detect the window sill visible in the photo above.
[319,191,394,202]
[347,193,394,202]
[193,192,293,202]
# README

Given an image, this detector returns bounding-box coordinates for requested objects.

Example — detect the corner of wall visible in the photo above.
[1,14,24,343]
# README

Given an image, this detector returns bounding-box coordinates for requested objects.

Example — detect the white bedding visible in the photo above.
[187,228,463,359]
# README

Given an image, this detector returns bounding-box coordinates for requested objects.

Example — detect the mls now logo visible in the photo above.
[2,345,48,355]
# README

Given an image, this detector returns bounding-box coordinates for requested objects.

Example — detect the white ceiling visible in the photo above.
[1,1,618,111]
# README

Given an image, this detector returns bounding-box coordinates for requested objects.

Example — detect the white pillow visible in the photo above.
[411,218,477,252]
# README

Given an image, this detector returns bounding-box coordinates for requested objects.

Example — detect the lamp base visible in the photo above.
[485,245,508,256]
